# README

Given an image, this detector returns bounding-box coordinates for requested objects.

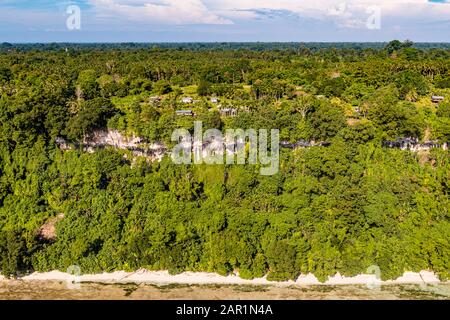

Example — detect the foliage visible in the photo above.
[0,43,449,282]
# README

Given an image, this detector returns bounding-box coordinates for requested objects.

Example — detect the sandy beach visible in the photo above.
[1,270,449,300]
[0,270,445,286]
[3,281,450,300]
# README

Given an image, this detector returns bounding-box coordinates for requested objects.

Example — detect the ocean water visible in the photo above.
[1,281,450,300]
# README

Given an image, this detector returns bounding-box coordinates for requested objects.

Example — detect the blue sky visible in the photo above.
[0,0,449,42]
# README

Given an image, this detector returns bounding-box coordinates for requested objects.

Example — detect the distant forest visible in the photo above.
[0,40,449,281]
[2,41,450,52]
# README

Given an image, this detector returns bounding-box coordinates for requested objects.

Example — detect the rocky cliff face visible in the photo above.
[83,129,145,149]
[56,129,167,162]
[384,138,449,152]
[56,131,449,164]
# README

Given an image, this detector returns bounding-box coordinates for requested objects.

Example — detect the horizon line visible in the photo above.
[3,41,450,44]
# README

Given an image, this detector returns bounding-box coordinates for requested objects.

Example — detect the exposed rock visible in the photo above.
[55,137,72,151]
[83,129,144,149]
[38,214,64,241]
[280,140,329,149]
[384,137,448,152]
[56,129,167,162]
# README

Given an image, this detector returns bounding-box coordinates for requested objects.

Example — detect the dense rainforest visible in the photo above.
[0,41,449,281]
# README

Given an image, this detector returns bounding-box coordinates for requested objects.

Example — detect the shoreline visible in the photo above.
[1,270,447,287]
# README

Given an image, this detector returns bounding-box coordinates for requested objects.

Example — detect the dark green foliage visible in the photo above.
[153,80,172,95]
[67,98,117,140]
[370,101,425,138]
[394,70,429,99]
[197,79,212,96]
[266,240,299,281]
[77,70,100,100]
[385,40,414,54]
[0,67,11,82]
[310,103,346,141]
[437,102,450,118]
[0,230,29,278]
[435,75,450,89]
[0,44,449,282]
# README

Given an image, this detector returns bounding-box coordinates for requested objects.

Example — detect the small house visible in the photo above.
[181,97,193,104]
[431,96,444,103]
[176,110,195,117]
[211,97,220,104]
[219,108,238,117]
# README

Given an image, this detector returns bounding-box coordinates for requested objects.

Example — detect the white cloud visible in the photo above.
[88,0,233,25]
[83,0,450,29]
[204,0,450,28]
